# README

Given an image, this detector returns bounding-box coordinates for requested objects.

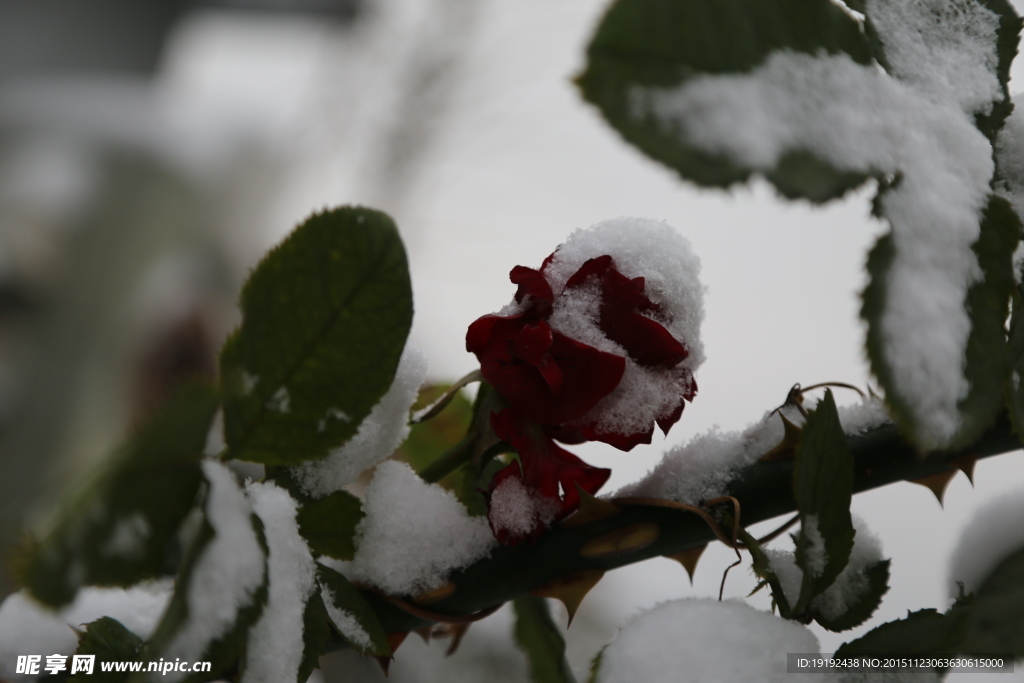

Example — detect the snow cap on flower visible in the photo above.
[468,217,705,451]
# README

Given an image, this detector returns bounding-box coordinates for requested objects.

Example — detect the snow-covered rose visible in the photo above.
[469,218,705,544]
[467,218,704,450]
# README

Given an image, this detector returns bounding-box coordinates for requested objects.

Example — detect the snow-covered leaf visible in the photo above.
[317,564,391,657]
[864,196,1019,450]
[792,390,855,611]
[295,491,364,561]
[74,617,143,681]
[1004,266,1024,439]
[577,0,873,201]
[810,559,890,632]
[140,465,269,683]
[513,596,577,683]
[297,590,332,683]
[961,545,1024,657]
[19,385,218,608]
[220,206,413,466]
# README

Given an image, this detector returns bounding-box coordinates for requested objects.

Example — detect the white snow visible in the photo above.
[765,516,885,620]
[543,218,705,439]
[616,392,888,505]
[267,386,290,413]
[948,486,1024,595]
[595,598,829,683]
[320,584,372,651]
[243,482,318,683]
[292,343,427,498]
[866,0,1002,114]
[814,517,885,621]
[803,515,829,579]
[102,513,151,559]
[611,403,800,504]
[636,49,995,448]
[163,461,265,669]
[0,580,172,681]
[345,461,495,596]
[487,475,560,540]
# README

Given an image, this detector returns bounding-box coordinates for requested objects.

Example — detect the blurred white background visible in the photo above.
[0,0,1022,680]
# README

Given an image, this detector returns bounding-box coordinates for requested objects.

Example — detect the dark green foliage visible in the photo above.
[317,563,392,657]
[220,206,413,465]
[576,0,872,198]
[836,607,971,658]
[513,596,578,683]
[20,385,219,607]
[792,390,855,611]
[72,617,144,683]
[839,546,1024,659]
[295,490,364,561]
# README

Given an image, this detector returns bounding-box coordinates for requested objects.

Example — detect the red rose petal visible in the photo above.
[511,265,553,305]
[488,410,611,544]
[600,305,688,368]
[565,255,612,289]
[513,320,554,366]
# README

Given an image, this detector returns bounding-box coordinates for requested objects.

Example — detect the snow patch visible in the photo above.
[766,516,885,621]
[866,0,1001,113]
[636,49,994,448]
[595,598,828,683]
[163,461,265,669]
[814,517,885,621]
[267,387,290,413]
[102,513,151,559]
[948,487,1024,595]
[544,218,705,438]
[243,482,317,683]
[803,515,829,579]
[0,580,172,681]
[487,475,560,540]
[616,398,888,505]
[346,461,495,596]
[292,343,427,498]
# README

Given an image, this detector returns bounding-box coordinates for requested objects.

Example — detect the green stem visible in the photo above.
[418,434,476,483]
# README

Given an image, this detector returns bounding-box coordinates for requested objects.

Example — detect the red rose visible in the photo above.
[467,218,705,544]
[467,253,696,450]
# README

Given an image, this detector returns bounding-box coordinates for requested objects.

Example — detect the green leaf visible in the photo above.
[810,559,890,632]
[962,545,1024,656]
[863,196,1020,451]
[72,617,143,683]
[19,384,219,607]
[296,491,364,561]
[836,606,970,658]
[791,389,855,612]
[576,0,873,199]
[220,206,413,466]
[513,596,578,683]
[317,563,391,657]
[298,590,333,683]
